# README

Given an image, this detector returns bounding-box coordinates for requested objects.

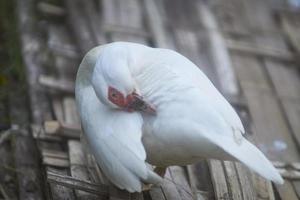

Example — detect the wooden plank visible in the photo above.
[278,10,300,54]
[47,167,76,200]
[109,186,130,200]
[160,169,182,200]
[256,32,288,51]
[277,168,300,180]
[207,0,249,36]
[37,2,66,17]
[131,193,144,200]
[276,181,299,200]
[39,75,74,93]
[40,137,75,199]
[281,102,300,146]
[44,120,81,139]
[43,156,69,168]
[223,161,243,200]
[291,181,300,199]
[64,0,95,54]
[0,130,12,147]
[234,1,300,197]
[31,124,62,142]
[109,183,143,200]
[163,0,218,85]
[265,61,300,101]
[231,54,300,161]
[186,165,208,200]
[85,156,103,184]
[102,0,142,28]
[47,170,109,197]
[68,140,99,199]
[111,32,148,45]
[244,84,299,162]
[242,0,281,33]
[17,0,52,124]
[63,97,80,124]
[44,120,61,134]
[47,24,79,59]
[81,134,104,184]
[265,60,300,149]
[186,162,215,200]
[209,0,295,199]
[242,1,288,52]
[226,39,294,62]
[102,0,147,44]
[101,0,118,26]
[9,92,37,200]
[273,161,300,170]
[144,0,173,48]
[163,0,198,29]
[186,166,199,200]
[52,97,64,122]
[8,61,43,200]
[208,160,230,200]
[251,172,275,200]
[47,24,79,79]
[231,55,271,91]
[103,24,150,38]
[0,183,11,200]
[231,48,298,199]
[226,94,247,108]
[42,149,69,159]
[198,3,239,95]
[82,0,105,45]
[235,163,256,200]
[69,140,86,166]
[64,97,99,199]
[274,161,300,180]
[148,187,166,200]
[116,0,143,28]
[169,166,194,200]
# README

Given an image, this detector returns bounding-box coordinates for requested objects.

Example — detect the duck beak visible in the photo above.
[126,93,156,115]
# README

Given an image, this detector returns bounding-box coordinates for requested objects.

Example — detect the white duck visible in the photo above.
[75,42,283,192]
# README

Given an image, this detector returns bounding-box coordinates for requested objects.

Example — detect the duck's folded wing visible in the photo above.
[193,94,283,184]
[158,51,245,134]
[196,123,284,184]
[81,101,162,192]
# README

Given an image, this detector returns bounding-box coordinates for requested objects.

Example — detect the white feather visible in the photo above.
[76,47,162,192]
[75,42,283,193]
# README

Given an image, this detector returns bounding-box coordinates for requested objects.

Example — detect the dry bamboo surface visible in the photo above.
[16,0,300,199]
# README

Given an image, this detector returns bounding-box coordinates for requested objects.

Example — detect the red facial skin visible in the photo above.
[108,86,126,107]
[108,86,156,114]
[108,86,136,111]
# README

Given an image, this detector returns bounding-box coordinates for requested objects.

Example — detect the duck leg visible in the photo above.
[142,167,167,191]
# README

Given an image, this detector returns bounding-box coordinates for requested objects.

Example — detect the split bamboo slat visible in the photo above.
[16,0,300,199]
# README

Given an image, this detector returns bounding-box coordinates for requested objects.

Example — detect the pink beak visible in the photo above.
[125,93,156,115]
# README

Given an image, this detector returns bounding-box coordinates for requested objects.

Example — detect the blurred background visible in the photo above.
[0,0,300,199]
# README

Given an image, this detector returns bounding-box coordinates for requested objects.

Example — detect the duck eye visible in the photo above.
[111,92,118,98]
